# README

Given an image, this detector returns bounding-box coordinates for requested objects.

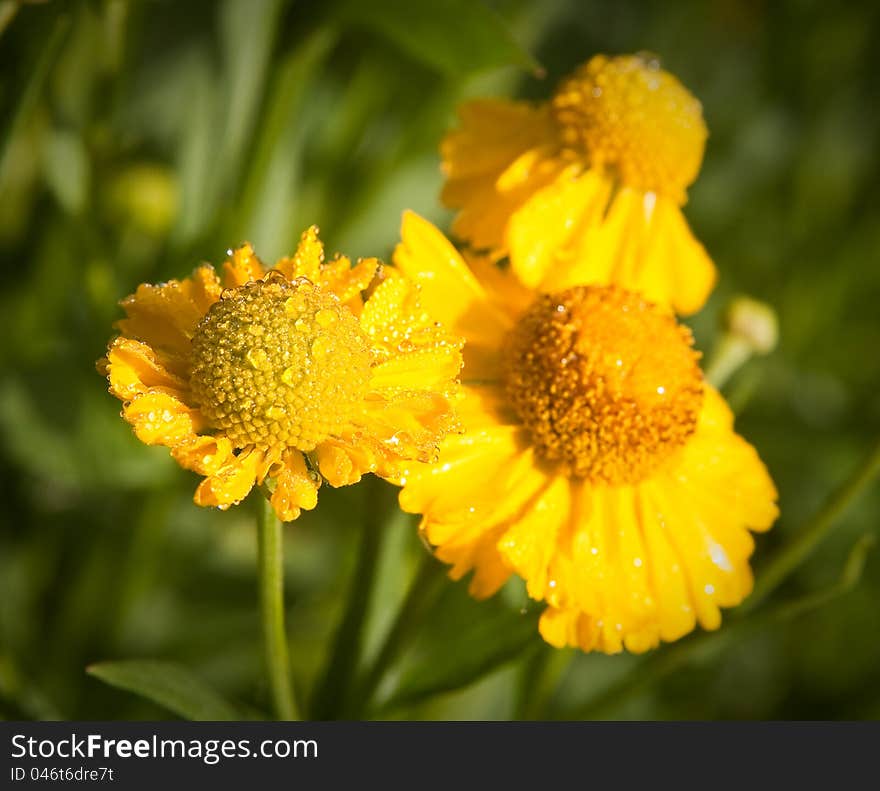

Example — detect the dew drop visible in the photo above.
[246,348,270,370]
[311,336,332,359]
[315,308,337,328]
[281,366,302,387]
[266,405,287,420]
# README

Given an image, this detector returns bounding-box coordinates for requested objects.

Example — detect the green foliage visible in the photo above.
[87,661,245,721]
[377,582,540,714]
[338,0,541,76]
[1,0,879,722]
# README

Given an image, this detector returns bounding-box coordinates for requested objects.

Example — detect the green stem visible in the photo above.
[745,434,880,612]
[256,496,297,720]
[704,335,752,390]
[311,476,392,719]
[514,645,573,720]
[0,12,70,173]
[355,550,444,715]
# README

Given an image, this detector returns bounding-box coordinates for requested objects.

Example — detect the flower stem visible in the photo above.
[256,495,298,720]
[704,335,753,390]
[745,434,880,612]
[354,550,444,715]
[311,476,393,719]
[514,645,573,720]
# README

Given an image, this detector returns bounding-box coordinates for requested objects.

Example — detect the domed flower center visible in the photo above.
[503,285,704,485]
[189,272,372,451]
[551,53,707,204]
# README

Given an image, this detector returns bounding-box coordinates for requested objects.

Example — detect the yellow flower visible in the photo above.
[98,228,463,521]
[394,212,778,654]
[442,53,716,316]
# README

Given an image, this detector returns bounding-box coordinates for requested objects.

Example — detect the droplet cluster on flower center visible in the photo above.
[551,53,707,204]
[503,285,704,485]
[189,272,372,451]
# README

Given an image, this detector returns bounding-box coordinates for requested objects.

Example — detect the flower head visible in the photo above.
[441,53,716,315]
[99,228,463,521]
[394,213,778,654]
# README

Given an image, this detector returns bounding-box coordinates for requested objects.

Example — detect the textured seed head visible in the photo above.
[551,53,707,203]
[504,284,704,485]
[189,272,372,451]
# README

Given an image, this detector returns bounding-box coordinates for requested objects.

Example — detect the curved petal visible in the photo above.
[123,391,204,447]
[399,385,552,599]
[118,283,203,360]
[393,213,512,381]
[269,450,320,521]
[171,434,234,476]
[548,188,716,316]
[222,243,266,288]
[353,388,460,473]
[188,265,223,314]
[103,337,189,401]
[507,167,613,289]
[314,437,378,487]
[497,474,573,600]
[318,255,378,311]
[194,447,265,509]
[274,226,323,283]
[441,99,561,253]
[369,345,463,393]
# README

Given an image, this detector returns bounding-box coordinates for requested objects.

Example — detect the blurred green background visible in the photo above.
[1,0,878,721]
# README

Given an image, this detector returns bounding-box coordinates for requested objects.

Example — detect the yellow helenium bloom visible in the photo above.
[98,228,463,521]
[442,53,716,315]
[394,212,778,654]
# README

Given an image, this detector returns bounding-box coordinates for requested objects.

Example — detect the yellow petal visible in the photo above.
[222,243,266,288]
[270,450,320,521]
[194,447,264,509]
[507,166,613,289]
[171,434,234,476]
[319,256,378,308]
[401,415,548,599]
[394,213,512,378]
[314,439,376,487]
[497,475,572,601]
[441,99,559,253]
[123,391,203,447]
[538,607,629,655]
[103,337,188,401]
[369,345,463,392]
[117,281,204,359]
[188,264,223,314]
[275,226,323,283]
[357,275,414,339]
[550,188,716,316]
[442,99,554,180]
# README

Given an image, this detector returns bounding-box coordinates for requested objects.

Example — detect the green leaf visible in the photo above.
[378,582,540,713]
[86,660,242,721]
[41,129,90,215]
[338,0,541,77]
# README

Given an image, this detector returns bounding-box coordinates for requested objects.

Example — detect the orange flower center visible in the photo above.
[551,53,707,204]
[189,272,372,451]
[503,285,703,485]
